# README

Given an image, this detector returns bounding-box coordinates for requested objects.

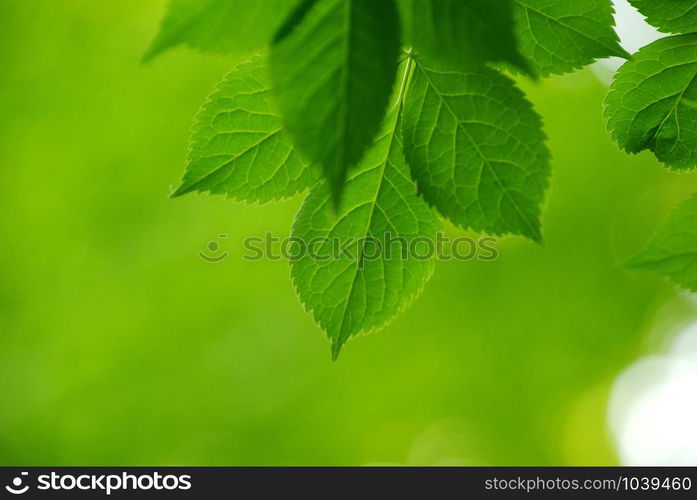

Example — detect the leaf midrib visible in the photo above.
[648,70,697,154]
[332,110,400,352]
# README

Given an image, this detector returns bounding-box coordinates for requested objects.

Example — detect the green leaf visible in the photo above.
[144,0,299,62]
[402,57,550,241]
[171,55,319,202]
[270,0,402,205]
[626,193,697,291]
[513,0,630,76]
[629,0,697,34]
[291,102,441,359]
[401,0,529,73]
[605,34,697,171]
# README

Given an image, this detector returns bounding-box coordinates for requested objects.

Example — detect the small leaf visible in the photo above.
[270,0,402,205]
[292,105,440,359]
[605,34,697,171]
[401,0,530,73]
[513,0,630,76]
[629,0,697,34]
[144,0,300,62]
[626,193,697,292]
[172,55,318,202]
[402,57,550,241]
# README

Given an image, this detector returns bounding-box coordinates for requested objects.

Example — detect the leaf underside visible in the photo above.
[605,34,697,171]
[172,55,318,202]
[143,0,300,62]
[402,57,550,241]
[627,192,697,292]
[270,0,401,206]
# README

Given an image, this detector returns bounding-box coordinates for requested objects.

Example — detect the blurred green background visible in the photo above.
[2,0,696,465]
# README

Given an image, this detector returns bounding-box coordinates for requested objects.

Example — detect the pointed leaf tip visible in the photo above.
[330,341,344,361]
[171,56,318,203]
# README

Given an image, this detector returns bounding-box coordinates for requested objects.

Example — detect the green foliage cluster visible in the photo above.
[146,0,697,357]
[605,0,697,292]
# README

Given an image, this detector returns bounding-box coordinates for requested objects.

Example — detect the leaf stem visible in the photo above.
[390,48,414,114]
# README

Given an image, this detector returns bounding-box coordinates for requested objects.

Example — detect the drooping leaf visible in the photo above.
[270,0,401,206]
[402,57,550,241]
[629,0,697,34]
[605,34,697,171]
[291,105,441,359]
[171,55,319,202]
[513,0,630,76]
[626,193,697,291]
[401,0,529,73]
[144,0,300,62]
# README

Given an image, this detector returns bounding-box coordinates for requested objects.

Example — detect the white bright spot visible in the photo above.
[608,323,697,465]
[592,0,664,84]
